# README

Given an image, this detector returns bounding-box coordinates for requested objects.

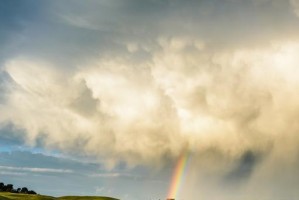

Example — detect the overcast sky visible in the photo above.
[1,0,299,200]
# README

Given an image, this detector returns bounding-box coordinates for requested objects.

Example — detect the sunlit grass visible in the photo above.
[58,196,118,200]
[0,192,55,200]
[0,193,118,200]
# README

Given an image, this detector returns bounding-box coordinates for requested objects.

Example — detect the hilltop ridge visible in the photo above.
[0,181,118,200]
[0,193,119,200]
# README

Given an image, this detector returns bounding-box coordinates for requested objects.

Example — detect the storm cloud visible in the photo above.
[1,0,299,199]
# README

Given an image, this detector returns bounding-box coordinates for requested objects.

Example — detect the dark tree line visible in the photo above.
[0,182,36,195]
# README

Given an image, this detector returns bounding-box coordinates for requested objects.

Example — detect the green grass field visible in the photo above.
[0,193,119,200]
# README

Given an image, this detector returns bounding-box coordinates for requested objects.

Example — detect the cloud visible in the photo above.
[1,38,299,166]
[0,151,100,174]
[0,165,73,173]
[0,171,27,176]
[0,150,168,198]
[1,0,299,199]
[90,173,136,179]
[2,38,299,199]
[291,0,299,16]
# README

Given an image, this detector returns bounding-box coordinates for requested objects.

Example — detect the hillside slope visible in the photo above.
[0,193,118,200]
[58,196,118,200]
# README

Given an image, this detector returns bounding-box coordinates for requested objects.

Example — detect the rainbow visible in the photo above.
[167,151,190,199]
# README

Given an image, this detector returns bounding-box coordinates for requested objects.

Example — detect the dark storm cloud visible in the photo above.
[224,151,261,185]
[0,71,13,103]
[0,123,25,147]
[0,0,47,65]
[1,0,298,69]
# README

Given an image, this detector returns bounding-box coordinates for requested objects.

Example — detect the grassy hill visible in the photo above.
[58,196,118,200]
[0,193,119,200]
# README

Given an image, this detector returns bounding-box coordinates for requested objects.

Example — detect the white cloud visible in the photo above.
[89,172,144,180]
[2,40,299,169]
[90,173,128,178]
[0,165,73,173]
[0,171,27,176]
[1,0,299,199]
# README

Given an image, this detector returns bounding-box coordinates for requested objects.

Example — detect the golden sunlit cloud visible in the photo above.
[2,39,299,171]
[2,1,299,199]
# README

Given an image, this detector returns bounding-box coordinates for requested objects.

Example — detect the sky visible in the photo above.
[1,0,299,199]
